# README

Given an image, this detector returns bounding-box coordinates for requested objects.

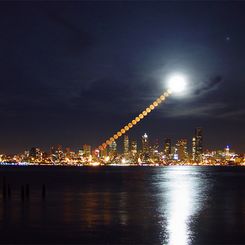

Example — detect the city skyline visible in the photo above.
[1,127,244,167]
[0,125,243,155]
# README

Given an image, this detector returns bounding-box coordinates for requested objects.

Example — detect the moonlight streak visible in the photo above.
[98,90,172,151]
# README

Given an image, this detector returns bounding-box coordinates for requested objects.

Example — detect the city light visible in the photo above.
[0,129,244,166]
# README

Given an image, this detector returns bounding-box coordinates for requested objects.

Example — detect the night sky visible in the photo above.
[0,2,244,154]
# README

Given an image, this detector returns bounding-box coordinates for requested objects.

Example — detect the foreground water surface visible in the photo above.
[1,166,245,244]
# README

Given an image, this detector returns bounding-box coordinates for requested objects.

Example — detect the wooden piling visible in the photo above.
[25,184,30,199]
[7,184,11,199]
[2,177,6,200]
[21,185,25,201]
[42,184,46,200]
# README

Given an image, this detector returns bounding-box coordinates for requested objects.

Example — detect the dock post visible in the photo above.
[25,184,30,200]
[42,184,46,200]
[21,185,25,201]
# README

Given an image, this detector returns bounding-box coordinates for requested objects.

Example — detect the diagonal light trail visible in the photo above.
[98,89,172,151]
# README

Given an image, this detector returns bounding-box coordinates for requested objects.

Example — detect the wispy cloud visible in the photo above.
[182,75,224,101]
[217,109,245,120]
[161,99,245,121]
[162,102,226,118]
[194,76,223,96]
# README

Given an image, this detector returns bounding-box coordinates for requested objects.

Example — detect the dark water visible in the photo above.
[1,166,245,244]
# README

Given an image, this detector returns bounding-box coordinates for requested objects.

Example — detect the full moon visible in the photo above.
[167,74,187,94]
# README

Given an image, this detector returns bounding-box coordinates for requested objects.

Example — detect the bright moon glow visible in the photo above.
[167,74,187,94]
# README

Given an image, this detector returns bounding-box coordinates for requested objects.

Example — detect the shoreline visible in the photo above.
[0,162,244,167]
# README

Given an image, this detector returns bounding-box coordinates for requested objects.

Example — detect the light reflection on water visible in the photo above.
[167,178,191,245]
[158,167,208,245]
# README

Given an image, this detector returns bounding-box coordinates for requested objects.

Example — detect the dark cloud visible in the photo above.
[43,8,94,52]
[71,75,160,116]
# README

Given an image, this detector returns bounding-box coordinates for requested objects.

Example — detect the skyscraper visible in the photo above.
[152,139,159,152]
[194,127,203,161]
[109,140,117,158]
[225,145,230,160]
[57,144,64,162]
[124,135,129,155]
[142,133,149,153]
[29,147,42,161]
[50,146,58,162]
[100,147,107,158]
[131,140,137,155]
[192,137,196,161]
[83,144,91,157]
[176,139,188,161]
[164,138,171,159]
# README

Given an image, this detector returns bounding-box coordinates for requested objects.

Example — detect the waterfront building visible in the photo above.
[192,137,196,161]
[142,133,149,153]
[78,149,84,159]
[29,147,42,162]
[100,147,107,158]
[176,139,188,161]
[196,127,203,155]
[124,135,129,155]
[57,145,64,162]
[225,145,230,159]
[83,144,91,157]
[193,127,203,162]
[109,140,117,158]
[141,133,150,162]
[164,138,171,159]
[131,140,137,156]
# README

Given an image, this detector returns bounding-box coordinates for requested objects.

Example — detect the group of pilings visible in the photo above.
[2,176,46,201]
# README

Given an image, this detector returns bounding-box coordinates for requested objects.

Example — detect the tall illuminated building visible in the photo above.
[24,150,29,158]
[124,135,129,154]
[164,138,171,159]
[93,149,100,158]
[131,140,137,155]
[109,140,117,158]
[141,133,150,162]
[100,147,107,158]
[78,149,84,159]
[152,139,159,151]
[142,133,149,153]
[176,139,188,161]
[173,146,178,160]
[111,140,117,151]
[192,137,196,161]
[30,147,42,161]
[57,144,64,162]
[69,150,76,160]
[151,139,160,161]
[225,145,230,160]
[29,147,38,158]
[193,127,203,161]
[83,144,91,157]
[65,147,71,160]
[50,146,57,162]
